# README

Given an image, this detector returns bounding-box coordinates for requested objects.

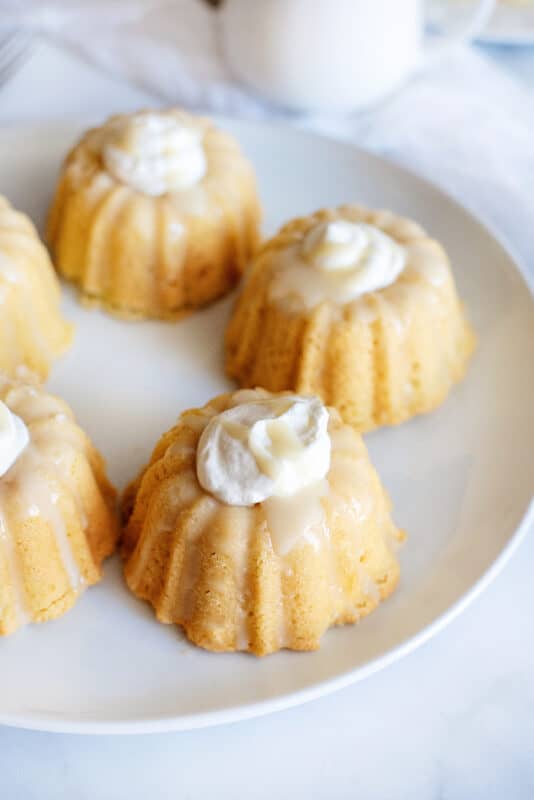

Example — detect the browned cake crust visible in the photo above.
[225,205,475,432]
[0,195,73,380]
[46,110,262,319]
[122,390,403,656]
[0,375,119,635]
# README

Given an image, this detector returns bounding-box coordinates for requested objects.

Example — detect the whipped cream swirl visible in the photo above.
[0,400,29,478]
[196,396,331,506]
[272,220,406,308]
[102,112,207,196]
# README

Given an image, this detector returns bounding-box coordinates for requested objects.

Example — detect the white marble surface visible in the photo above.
[0,40,533,799]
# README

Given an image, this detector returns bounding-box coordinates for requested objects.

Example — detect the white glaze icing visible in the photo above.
[270,220,406,309]
[0,505,30,627]
[263,478,329,557]
[102,111,207,196]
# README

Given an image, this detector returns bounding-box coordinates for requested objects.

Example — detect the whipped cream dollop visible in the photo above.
[196,396,331,506]
[272,220,406,308]
[0,400,29,478]
[102,112,207,196]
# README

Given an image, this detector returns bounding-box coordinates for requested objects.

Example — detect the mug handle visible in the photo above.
[423,0,496,62]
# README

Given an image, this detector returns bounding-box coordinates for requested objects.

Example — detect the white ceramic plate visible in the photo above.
[429,0,534,45]
[0,121,533,735]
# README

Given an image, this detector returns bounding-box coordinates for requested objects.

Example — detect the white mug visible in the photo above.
[218,0,496,113]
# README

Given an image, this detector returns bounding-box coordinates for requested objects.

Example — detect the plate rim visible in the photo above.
[0,118,532,735]
[0,504,532,736]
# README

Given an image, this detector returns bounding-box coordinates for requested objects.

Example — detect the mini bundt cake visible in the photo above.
[225,205,476,432]
[122,389,403,656]
[46,109,261,319]
[0,373,119,636]
[0,195,73,380]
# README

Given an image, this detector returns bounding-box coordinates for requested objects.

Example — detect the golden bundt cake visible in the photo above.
[0,195,73,380]
[0,374,119,636]
[122,389,403,656]
[225,205,476,432]
[46,109,261,320]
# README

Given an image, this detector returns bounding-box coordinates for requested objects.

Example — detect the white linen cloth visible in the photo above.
[3,0,534,268]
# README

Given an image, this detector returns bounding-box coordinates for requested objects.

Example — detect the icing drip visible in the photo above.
[0,384,93,626]
[263,479,329,557]
[0,504,30,627]
[16,445,85,593]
